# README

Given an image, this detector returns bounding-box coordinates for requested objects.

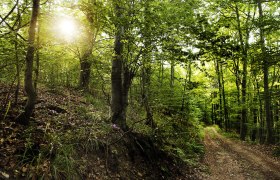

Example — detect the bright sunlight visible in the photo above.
[55,17,78,42]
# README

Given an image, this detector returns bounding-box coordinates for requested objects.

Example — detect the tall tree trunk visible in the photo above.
[212,92,218,125]
[256,80,265,144]
[142,1,155,128]
[79,31,94,91]
[211,103,215,124]
[34,21,40,91]
[122,67,134,124]
[235,3,251,140]
[183,59,192,116]
[142,63,154,127]
[111,1,127,130]
[79,58,92,91]
[240,59,248,141]
[275,99,280,143]
[111,32,124,129]
[233,60,241,133]
[15,34,20,104]
[16,0,40,125]
[78,0,100,91]
[257,0,274,144]
[161,59,164,86]
[215,59,223,128]
[181,72,188,111]
[251,94,258,142]
[221,65,229,131]
[14,5,22,104]
[170,60,175,88]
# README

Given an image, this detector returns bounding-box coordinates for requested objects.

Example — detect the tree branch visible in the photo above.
[0,0,19,25]
[0,15,27,41]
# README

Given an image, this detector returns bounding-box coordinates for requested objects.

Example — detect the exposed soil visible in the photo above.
[202,127,280,180]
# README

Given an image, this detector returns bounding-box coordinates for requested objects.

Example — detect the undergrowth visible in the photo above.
[148,111,204,166]
[1,86,205,179]
[273,146,280,157]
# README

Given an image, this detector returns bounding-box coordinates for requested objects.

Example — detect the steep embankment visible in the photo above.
[0,84,202,179]
[202,127,280,180]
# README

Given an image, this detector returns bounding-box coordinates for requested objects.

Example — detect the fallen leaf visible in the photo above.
[0,171,9,179]
[22,166,27,173]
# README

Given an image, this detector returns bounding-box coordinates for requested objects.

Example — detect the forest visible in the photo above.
[0,0,280,179]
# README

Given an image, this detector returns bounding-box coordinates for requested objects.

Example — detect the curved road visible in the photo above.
[202,127,280,180]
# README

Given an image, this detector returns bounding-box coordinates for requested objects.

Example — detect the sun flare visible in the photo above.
[56,17,78,42]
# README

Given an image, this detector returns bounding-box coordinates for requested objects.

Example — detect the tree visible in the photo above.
[141,0,155,128]
[78,0,104,91]
[15,0,40,125]
[257,0,274,144]
[111,0,127,130]
[235,2,252,140]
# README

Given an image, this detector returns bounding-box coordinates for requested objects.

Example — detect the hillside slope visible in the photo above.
[0,84,203,179]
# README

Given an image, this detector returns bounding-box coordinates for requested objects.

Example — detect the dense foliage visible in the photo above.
[0,0,279,178]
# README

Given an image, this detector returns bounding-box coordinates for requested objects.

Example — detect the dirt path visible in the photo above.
[202,127,280,180]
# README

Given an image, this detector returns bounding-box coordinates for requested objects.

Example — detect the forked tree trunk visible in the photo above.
[15,0,40,125]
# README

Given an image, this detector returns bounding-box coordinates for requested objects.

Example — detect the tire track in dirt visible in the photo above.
[202,127,280,180]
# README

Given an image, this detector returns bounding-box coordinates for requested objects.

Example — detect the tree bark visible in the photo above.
[15,33,20,104]
[256,80,265,144]
[181,73,188,111]
[79,57,92,91]
[251,100,258,142]
[215,59,223,128]
[122,66,134,124]
[170,60,175,88]
[15,0,40,125]
[111,1,128,131]
[78,0,100,91]
[79,30,94,91]
[257,0,274,144]
[14,4,21,104]
[142,64,154,128]
[142,1,155,128]
[235,3,251,140]
[34,21,40,91]
[221,65,229,131]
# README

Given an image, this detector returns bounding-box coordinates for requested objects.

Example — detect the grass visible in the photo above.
[1,84,206,179]
[273,146,280,157]
[152,112,205,167]
[51,144,78,179]
[203,125,220,139]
